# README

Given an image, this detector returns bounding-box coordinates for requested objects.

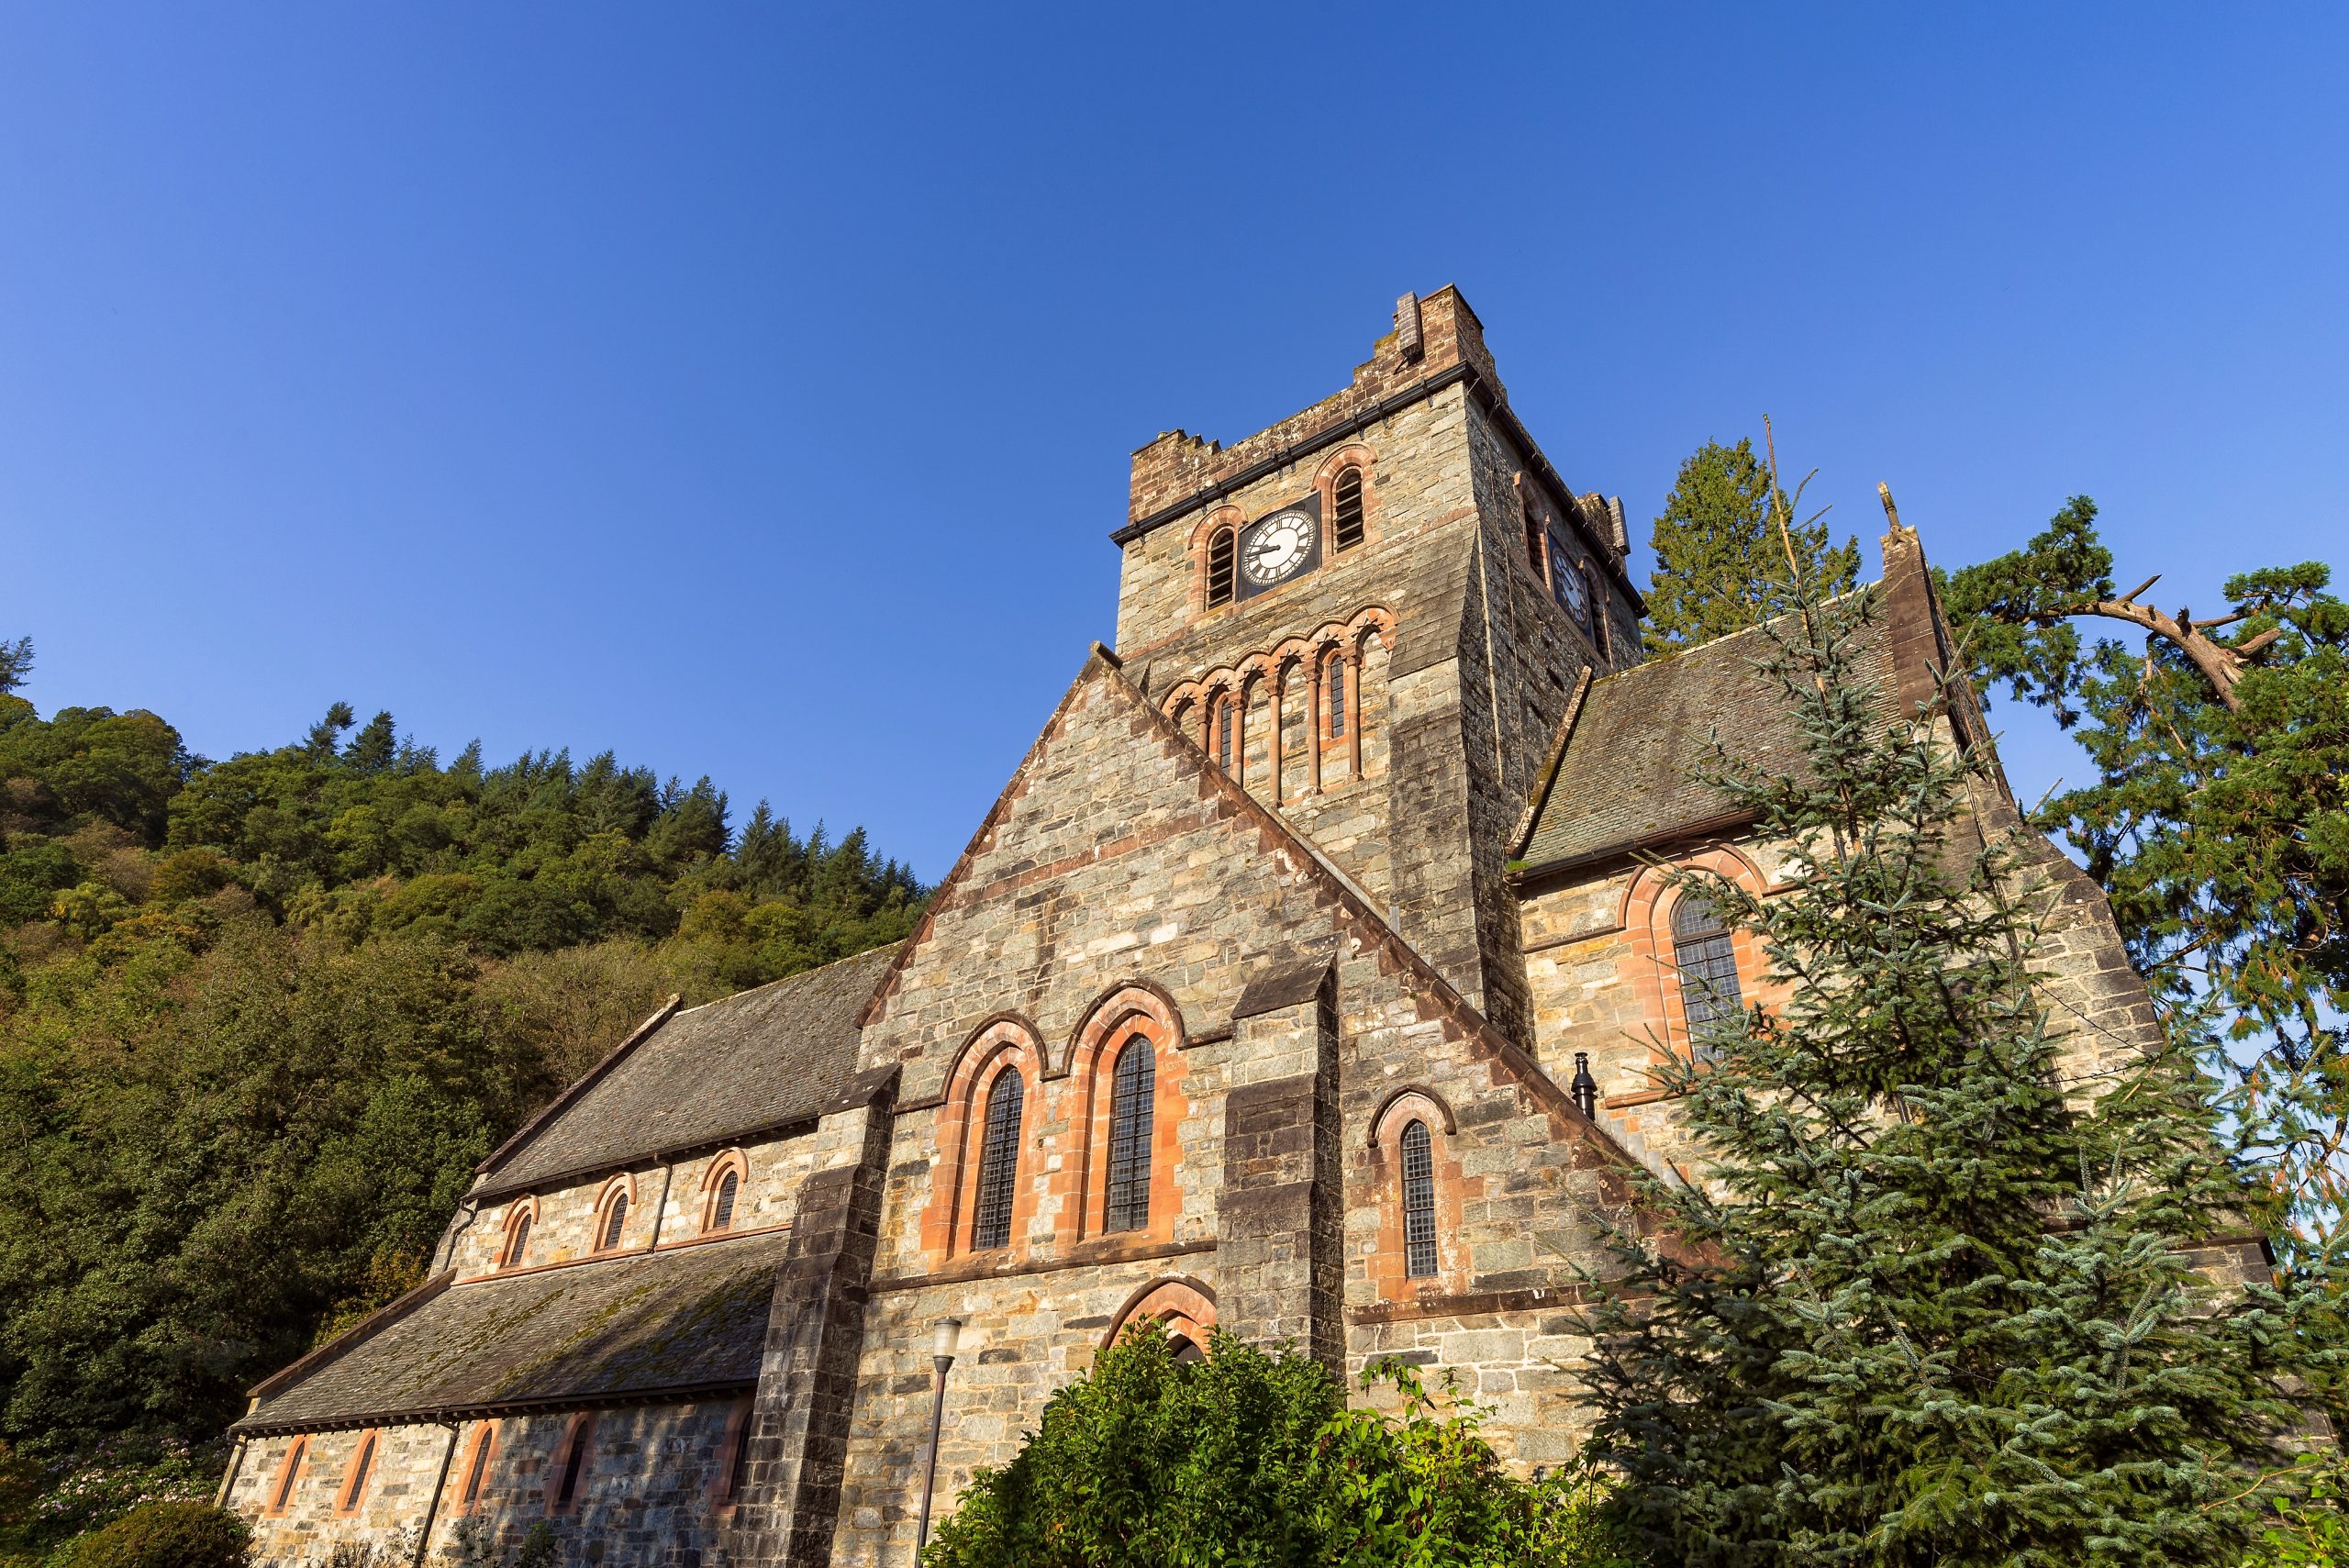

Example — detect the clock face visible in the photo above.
[1241,510,1316,585]
[1548,530,1592,631]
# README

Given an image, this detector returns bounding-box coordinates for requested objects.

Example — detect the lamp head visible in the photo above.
[931,1318,964,1362]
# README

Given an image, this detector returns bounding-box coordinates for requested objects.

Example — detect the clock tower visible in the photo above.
[1108,287,1643,1045]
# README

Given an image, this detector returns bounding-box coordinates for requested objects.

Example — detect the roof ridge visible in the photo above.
[675,943,896,1017]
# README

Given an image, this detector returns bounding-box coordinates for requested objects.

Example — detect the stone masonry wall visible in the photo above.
[825,653,1642,1562]
[232,1400,743,1567]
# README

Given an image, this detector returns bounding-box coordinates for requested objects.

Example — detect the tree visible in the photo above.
[0,639,30,698]
[1940,500,2349,1258]
[1643,439,1860,655]
[1577,486,2342,1565]
[926,1327,1622,1568]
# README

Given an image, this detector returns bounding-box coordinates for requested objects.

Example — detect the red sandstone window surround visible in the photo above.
[1103,1035,1157,1233]
[1332,465,1365,551]
[498,1202,536,1271]
[456,1422,498,1514]
[714,1396,756,1509]
[1206,526,1237,607]
[699,1151,750,1236]
[263,1437,306,1517]
[1399,1120,1438,1277]
[970,1062,1025,1251]
[334,1430,378,1516]
[593,1176,632,1254]
[549,1413,596,1515]
[1620,852,1776,1077]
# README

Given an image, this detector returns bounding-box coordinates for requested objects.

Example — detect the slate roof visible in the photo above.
[481,947,896,1195]
[1515,608,1892,874]
[237,1235,788,1434]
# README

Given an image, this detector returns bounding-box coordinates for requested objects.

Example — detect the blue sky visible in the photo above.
[4,6,2343,879]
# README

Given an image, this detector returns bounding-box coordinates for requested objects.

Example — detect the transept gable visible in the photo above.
[856,641,1642,1182]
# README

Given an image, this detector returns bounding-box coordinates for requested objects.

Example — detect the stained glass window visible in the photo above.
[711,1171,739,1232]
[598,1192,628,1251]
[972,1069,1024,1250]
[1105,1038,1156,1232]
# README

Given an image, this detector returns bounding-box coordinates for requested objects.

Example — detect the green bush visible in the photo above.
[50,1502,246,1568]
[924,1325,1625,1568]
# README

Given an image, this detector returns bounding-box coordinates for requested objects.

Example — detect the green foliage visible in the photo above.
[926,1326,1625,1568]
[2244,1458,2349,1566]
[0,640,31,700]
[47,1501,246,1568]
[1642,439,1860,655]
[1941,502,2349,1258]
[1577,506,2343,1566]
[0,677,926,1464]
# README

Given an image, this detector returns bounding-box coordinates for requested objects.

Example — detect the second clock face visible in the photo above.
[1241,509,1317,587]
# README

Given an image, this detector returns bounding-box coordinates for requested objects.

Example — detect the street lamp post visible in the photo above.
[914,1317,963,1563]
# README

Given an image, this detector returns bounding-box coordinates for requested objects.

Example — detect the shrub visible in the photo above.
[50,1502,246,1568]
[924,1325,1625,1568]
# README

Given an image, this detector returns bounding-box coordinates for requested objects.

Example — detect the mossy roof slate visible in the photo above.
[1517,608,1892,873]
[236,1235,788,1433]
[483,947,896,1193]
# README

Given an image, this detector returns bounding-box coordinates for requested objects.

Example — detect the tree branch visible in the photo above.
[2024,595,2260,712]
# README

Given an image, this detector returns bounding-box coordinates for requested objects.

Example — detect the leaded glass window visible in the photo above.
[598,1192,628,1251]
[1401,1120,1438,1277]
[1673,894,1743,1049]
[1326,658,1347,740]
[1216,699,1234,769]
[971,1069,1024,1251]
[1105,1038,1156,1232]
[711,1171,739,1232]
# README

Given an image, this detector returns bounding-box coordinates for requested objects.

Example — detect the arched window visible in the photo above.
[1672,894,1744,1045]
[1325,656,1347,740]
[1105,1037,1156,1232]
[501,1211,532,1270]
[1215,695,1235,771]
[551,1416,596,1512]
[1400,1120,1439,1278]
[1166,1333,1205,1364]
[459,1424,496,1510]
[709,1171,740,1233]
[718,1398,755,1507]
[1522,493,1544,573]
[1332,467,1365,551]
[267,1438,307,1515]
[338,1431,377,1514]
[1207,528,1237,607]
[971,1068,1024,1251]
[597,1191,629,1252]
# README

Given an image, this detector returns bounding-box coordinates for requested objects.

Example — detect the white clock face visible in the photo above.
[1241,511,1315,584]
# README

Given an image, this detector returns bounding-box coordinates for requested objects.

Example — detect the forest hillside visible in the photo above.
[0,651,924,1539]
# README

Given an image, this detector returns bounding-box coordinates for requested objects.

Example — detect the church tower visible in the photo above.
[1110,287,1644,1043]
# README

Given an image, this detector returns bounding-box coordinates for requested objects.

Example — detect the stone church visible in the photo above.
[219,288,2192,1565]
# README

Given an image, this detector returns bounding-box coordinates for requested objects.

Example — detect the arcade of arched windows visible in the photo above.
[1162,606,1397,805]
[918,986,1194,1271]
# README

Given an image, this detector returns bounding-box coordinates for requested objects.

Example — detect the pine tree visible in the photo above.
[1578,492,2341,1565]
[1644,439,1860,655]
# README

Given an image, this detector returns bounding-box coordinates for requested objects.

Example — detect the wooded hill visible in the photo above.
[0,673,924,1462]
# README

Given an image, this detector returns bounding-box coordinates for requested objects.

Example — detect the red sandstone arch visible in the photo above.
[1103,1275,1217,1351]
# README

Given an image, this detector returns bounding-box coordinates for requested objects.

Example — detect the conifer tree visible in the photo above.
[1578,488,2341,1565]
[1644,439,1860,654]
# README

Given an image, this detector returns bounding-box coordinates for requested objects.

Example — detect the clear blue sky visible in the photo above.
[4,6,2343,880]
